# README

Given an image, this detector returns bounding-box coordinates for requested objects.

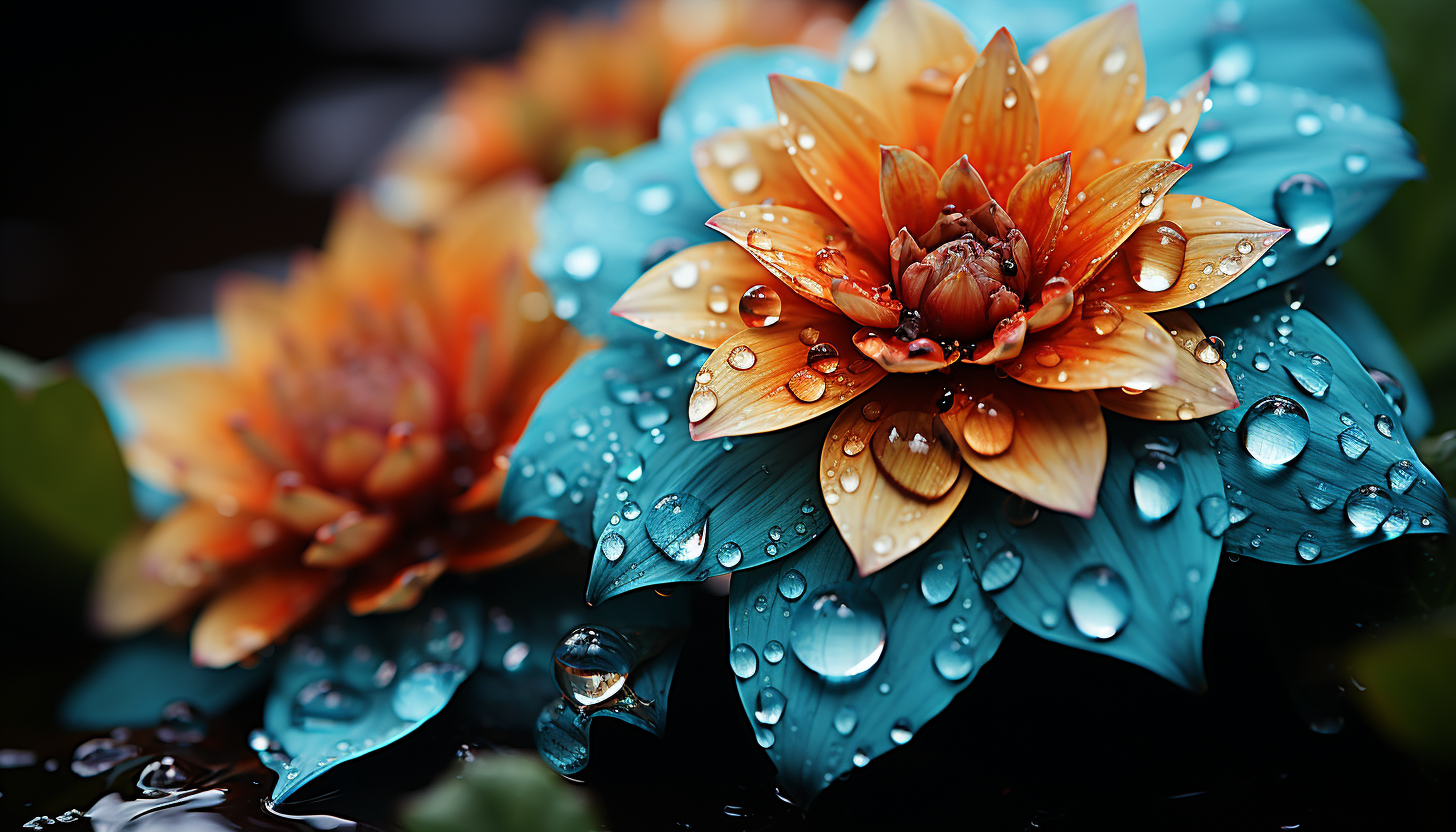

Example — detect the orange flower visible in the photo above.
[613,1,1288,573]
[91,180,586,667]
[374,0,848,224]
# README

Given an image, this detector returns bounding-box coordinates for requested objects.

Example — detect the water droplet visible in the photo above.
[1082,299,1123,336]
[631,400,670,430]
[1136,97,1168,132]
[755,687,786,725]
[1375,413,1395,439]
[1139,188,1157,208]
[688,386,718,422]
[789,583,887,679]
[1387,460,1417,495]
[1283,351,1332,398]
[787,368,827,403]
[889,719,914,745]
[717,541,743,568]
[738,284,781,327]
[646,493,709,563]
[1299,481,1339,511]
[730,643,758,679]
[852,748,871,767]
[1040,608,1060,629]
[1344,484,1393,535]
[815,247,847,276]
[1343,152,1369,175]
[1253,352,1271,371]
[1193,131,1232,163]
[746,228,773,251]
[764,640,784,663]
[795,126,817,150]
[1132,450,1184,521]
[808,343,841,373]
[600,531,626,562]
[932,638,975,681]
[870,412,961,499]
[1002,87,1018,108]
[71,737,140,777]
[622,501,642,520]
[961,394,1015,456]
[137,756,191,791]
[979,548,1023,592]
[1198,495,1230,537]
[729,164,762,193]
[778,569,807,600]
[1338,425,1370,460]
[1275,174,1334,247]
[861,401,883,421]
[1293,110,1324,136]
[616,450,644,483]
[726,344,757,371]
[562,245,602,280]
[291,679,368,731]
[1067,566,1132,640]
[706,284,731,314]
[848,44,877,73]
[1167,128,1190,158]
[834,706,858,735]
[1296,530,1322,562]
[1169,595,1193,623]
[1239,395,1310,465]
[842,433,865,456]
[754,725,774,748]
[840,467,861,493]
[1194,336,1225,365]
[1101,44,1127,74]
[919,550,961,605]
[1383,508,1411,536]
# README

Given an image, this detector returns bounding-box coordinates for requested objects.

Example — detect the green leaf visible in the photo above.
[727,530,1009,804]
[0,372,135,561]
[401,752,601,832]
[1349,610,1456,764]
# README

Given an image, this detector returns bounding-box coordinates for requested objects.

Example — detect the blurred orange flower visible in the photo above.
[93,180,585,667]
[373,0,848,224]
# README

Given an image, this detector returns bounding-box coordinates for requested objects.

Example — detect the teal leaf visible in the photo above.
[727,530,1008,804]
[1295,271,1433,439]
[531,141,720,342]
[1175,82,1422,305]
[498,343,702,545]
[659,47,836,145]
[585,415,832,605]
[959,416,1224,691]
[0,374,135,562]
[59,632,270,730]
[1194,298,1450,564]
[257,596,482,802]
[535,629,684,776]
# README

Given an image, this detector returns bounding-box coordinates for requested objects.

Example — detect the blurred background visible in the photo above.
[2,1,1454,829]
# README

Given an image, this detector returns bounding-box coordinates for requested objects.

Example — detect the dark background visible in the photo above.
[2,1,1454,829]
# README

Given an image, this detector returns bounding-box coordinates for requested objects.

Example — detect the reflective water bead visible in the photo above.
[1375,414,1395,439]
[932,638,974,681]
[1344,485,1393,535]
[600,532,626,562]
[730,643,759,679]
[1284,351,1332,398]
[1338,426,1371,460]
[788,583,887,679]
[1066,566,1132,640]
[738,284,781,327]
[919,549,961,605]
[1253,352,1271,371]
[716,541,743,568]
[763,640,785,664]
[1275,173,1335,246]
[979,548,1023,592]
[754,686,786,725]
[1387,460,1417,495]
[645,493,709,563]
[1132,450,1184,521]
[1239,395,1310,465]
[778,569,807,601]
[554,626,634,708]
[834,706,858,735]
[1296,531,1322,562]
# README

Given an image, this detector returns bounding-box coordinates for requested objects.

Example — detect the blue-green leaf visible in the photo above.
[959,416,1224,691]
[257,596,482,802]
[1176,82,1421,305]
[727,530,1008,804]
[659,47,836,145]
[59,632,270,730]
[531,141,720,342]
[585,416,832,604]
[1194,299,1450,564]
[498,343,702,544]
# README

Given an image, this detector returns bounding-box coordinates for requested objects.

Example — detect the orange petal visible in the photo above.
[838,0,978,155]
[934,28,1040,203]
[694,125,833,214]
[938,155,993,213]
[451,462,508,513]
[967,313,1027,364]
[91,530,210,637]
[1025,276,1075,332]
[1028,5,1147,174]
[706,204,888,308]
[191,567,338,668]
[269,472,361,534]
[688,313,887,440]
[1110,195,1289,312]
[1045,160,1187,288]
[939,369,1105,517]
[1006,152,1071,282]
[302,512,398,568]
[347,554,448,615]
[1087,74,1210,193]
[852,328,960,373]
[319,427,386,490]
[821,377,971,574]
[1003,302,1178,391]
[612,241,820,348]
[769,74,895,251]
[447,516,557,573]
[1098,311,1239,420]
[830,277,902,327]
[879,145,943,240]
[362,426,446,502]
[215,276,285,388]
[140,502,288,587]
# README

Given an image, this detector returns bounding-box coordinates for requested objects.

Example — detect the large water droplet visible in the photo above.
[961,395,1015,455]
[778,569,807,601]
[754,687,786,725]
[730,643,758,679]
[1344,484,1393,536]
[717,541,743,568]
[616,450,644,482]
[554,626,634,707]
[789,583,887,679]
[1132,450,1184,521]
[739,284,782,327]
[1387,460,1417,495]
[600,531,626,562]
[1284,351,1332,398]
[979,548,1023,592]
[1275,174,1334,247]
[919,550,960,605]
[291,679,369,731]
[1198,495,1230,537]
[932,638,975,681]
[834,706,858,735]
[787,368,827,403]
[645,493,709,563]
[1338,426,1371,460]
[1066,566,1132,640]
[1296,531,1322,562]
[870,412,962,499]
[1239,395,1310,465]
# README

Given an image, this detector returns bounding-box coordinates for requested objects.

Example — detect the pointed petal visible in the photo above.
[938,155,992,213]
[301,512,397,568]
[446,516,556,573]
[769,74,895,251]
[830,277,901,328]
[707,204,888,309]
[852,328,959,373]
[1098,311,1239,420]
[270,473,362,534]
[879,146,942,240]
[1109,195,1289,312]
[318,427,385,491]
[1046,160,1188,287]
[91,530,210,637]
[821,377,971,574]
[1088,74,1210,193]
[362,428,446,502]
[140,502,288,587]
[1028,5,1147,174]
[694,125,834,213]
[966,312,1026,365]
[939,369,1105,517]
[689,313,886,440]
[1006,152,1071,282]
[1005,303,1178,392]
[347,554,448,615]
[613,241,816,348]
[191,567,338,668]
[935,28,1039,203]
[839,0,977,154]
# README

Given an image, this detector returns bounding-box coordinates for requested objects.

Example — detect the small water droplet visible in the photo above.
[1198,495,1230,537]
[1344,484,1393,535]
[1293,110,1324,136]
[815,247,847,276]
[919,550,961,605]
[1002,87,1018,108]
[932,638,975,681]
[738,284,781,327]
[746,228,773,251]
[730,643,758,679]
[1375,413,1395,439]
[688,386,718,422]
[1386,460,1417,495]
[778,569,807,600]
[979,548,1023,592]
[754,686,786,725]
[834,706,858,735]
[1284,351,1332,398]
[1338,425,1371,460]
[1296,530,1322,562]
[717,542,743,568]
[849,44,878,73]
[1132,450,1183,520]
